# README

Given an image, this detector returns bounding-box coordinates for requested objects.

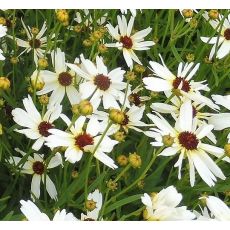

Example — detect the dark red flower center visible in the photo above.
[178,131,199,150]
[224,28,230,40]
[129,93,141,106]
[29,39,41,49]
[58,72,73,86]
[172,77,191,92]
[121,114,129,126]
[32,161,45,175]
[94,74,111,91]
[120,36,133,49]
[75,133,94,150]
[38,121,54,137]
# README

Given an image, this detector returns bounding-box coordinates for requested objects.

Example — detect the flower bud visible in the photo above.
[162,134,174,147]
[189,18,198,29]
[83,39,93,47]
[56,9,69,23]
[0,77,10,90]
[38,95,49,105]
[71,170,79,178]
[0,17,6,25]
[186,53,195,63]
[10,56,19,65]
[78,100,93,116]
[74,25,82,33]
[224,143,230,157]
[125,71,136,81]
[117,155,128,166]
[38,58,48,69]
[31,27,39,35]
[182,9,193,18]
[134,64,146,73]
[0,123,3,135]
[137,179,145,189]
[85,199,97,211]
[113,130,126,142]
[109,108,125,124]
[106,179,118,191]
[208,10,219,20]
[129,152,142,168]
[98,44,108,53]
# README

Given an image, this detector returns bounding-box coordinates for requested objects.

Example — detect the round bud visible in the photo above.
[113,131,126,142]
[38,95,49,105]
[137,180,145,189]
[31,27,39,35]
[134,64,146,73]
[0,77,10,90]
[0,123,3,135]
[0,17,6,25]
[74,25,82,33]
[85,199,97,211]
[208,10,219,20]
[78,100,93,116]
[109,109,125,124]
[83,39,93,47]
[38,58,48,69]
[98,44,108,53]
[56,9,69,23]
[71,170,79,178]
[189,18,198,29]
[182,9,193,18]
[162,134,174,147]
[106,179,118,191]
[186,53,195,63]
[129,152,142,168]
[224,143,230,157]
[71,104,80,116]
[117,155,128,166]
[125,71,136,81]
[10,56,19,64]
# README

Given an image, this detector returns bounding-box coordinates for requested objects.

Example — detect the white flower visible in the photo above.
[201,12,230,60]
[200,196,230,220]
[146,100,226,187]
[12,95,62,151]
[81,189,103,221]
[37,48,80,107]
[143,55,218,110]
[46,115,118,169]
[209,95,230,131]
[66,55,127,109]
[0,24,7,60]
[8,19,52,64]
[105,15,154,68]
[20,200,77,221]
[120,9,137,17]
[74,10,107,28]
[141,186,195,221]
[10,149,62,200]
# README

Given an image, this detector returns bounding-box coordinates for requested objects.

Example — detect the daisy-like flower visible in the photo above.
[8,19,53,64]
[141,186,195,221]
[128,85,150,107]
[66,55,127,110]
[209,94,230,131]
[37,48,80,107]
[46,114,118,169]
[0,24,7,60]
[200,195,230,220]
[20,200,77,221]
[201,12,230,60]
[143,55,218,110]
[81,189,103,221]
[10,149,62,200]
[74,9,107,28]
[146,100,226,187]
[12,95,62,151]
[105,15,154,68]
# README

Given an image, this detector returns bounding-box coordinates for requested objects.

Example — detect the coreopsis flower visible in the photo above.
[141,186,195,220]
[12,95,62,151]
[105,15,154,68]
[209,94,230,131]
[81,189,103,221]
[74,9,107,28]
[200,196,230,220]
[146,100,226,187]
[151,96,216,143]
[37,48,80,107]
[20,200,77,221]
[128,85,150,107]
[201,12,230,60]
[0,24,7,60]
[143,55,218,110]
[46,115,118,169]
[10,149,62,200]
[8,19,53,64]
[66,55,127,109]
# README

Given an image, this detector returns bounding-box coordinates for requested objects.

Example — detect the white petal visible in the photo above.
[31,174,41,199]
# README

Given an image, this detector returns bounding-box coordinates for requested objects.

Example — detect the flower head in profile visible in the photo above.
[10,149,62,200]
[0,24,7,60]
[12,95,62,151]
[67,55,127,110]
[81,189,103,221]
[201,12,230,60]
[46,115,118,169]
[8,19,53,64]
[141,186,195,221]
[37,48,80,107]
[20,200,77,221]
[199,195,230,220]
[143,55,218,110]
[105,15,154,68]
[146,100,226,187]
